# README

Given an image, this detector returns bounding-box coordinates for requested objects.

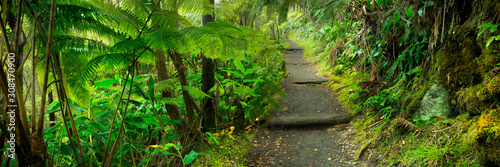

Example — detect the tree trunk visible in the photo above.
[168,50,201,139]
[201,0,217,133]
[48,91,55,128]
[155,49,187,134]
[233,96,245,133]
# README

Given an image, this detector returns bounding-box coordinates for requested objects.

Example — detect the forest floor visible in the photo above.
[246,40,368,167]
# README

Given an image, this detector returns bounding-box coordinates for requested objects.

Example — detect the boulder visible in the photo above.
[413,82,450,120]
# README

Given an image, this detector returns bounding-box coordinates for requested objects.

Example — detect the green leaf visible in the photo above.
[156,97,180,105]
[164,134,181,141]
[395,12,400,25]
[43,122,61,134]
[162,151,177,156]
[418,8,423,16]
[240,101,248,106]
[182,86,211,99]
[406,5,412,18]
[140,158,152,164]
[478,23,495,28]
[94,78,118,88]
[333,20,340,28]
[244,66,261,75]
[183,151,199,164]
[385,20,392,35]
[478,28,488,37]
[378,0,383,7]
[148,76,155,99]
[486,35,500,48]
[234,60,245,73]
[243,78,263,83]
[225,70,244,78]
[46,101,60,114]
[70,103,89,115]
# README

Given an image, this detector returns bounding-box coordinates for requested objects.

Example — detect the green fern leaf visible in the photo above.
[182,85,211,99]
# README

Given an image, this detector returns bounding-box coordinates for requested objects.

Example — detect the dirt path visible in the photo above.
[247,40,365,167]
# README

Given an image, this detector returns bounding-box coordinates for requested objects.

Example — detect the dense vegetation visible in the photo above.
[0,0,289,166]
[1,0,499,166]
[286,0,500,166]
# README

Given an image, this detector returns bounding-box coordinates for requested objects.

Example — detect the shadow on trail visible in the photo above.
[247,39,364,167]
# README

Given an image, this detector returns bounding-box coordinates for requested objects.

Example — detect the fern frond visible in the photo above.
[181,85,210,99]
[234,84,254,97]
[143,28,182,50]
[150,9,187,29]
[111,38,147,53]
[87,0,144,37]
[66,76,94,106]
[156,97,181,106]
[53,35,110,55]
[80,53,134,82]
[155,78,177,93]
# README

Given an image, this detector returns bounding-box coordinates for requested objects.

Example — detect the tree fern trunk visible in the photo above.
[201,0,217,133]
[234,96,245,133]
[155,49,185,166]
[155,49,186,135]
[168,50,201,139]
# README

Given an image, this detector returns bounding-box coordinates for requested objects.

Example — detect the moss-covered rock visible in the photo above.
[477,49,500,77]
[436,37,482,91]
[413,82,451,120]
[472,109,500,166]
[486,75,500,95]
[456,85,481,115]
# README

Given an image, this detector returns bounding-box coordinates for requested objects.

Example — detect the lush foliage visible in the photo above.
[0,0,288,166]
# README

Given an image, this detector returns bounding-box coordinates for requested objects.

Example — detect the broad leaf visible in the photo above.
[406,5,412,18]
[94,78,118,88]
[384,20,392,35]
[234,59,245,73]
[148,76,155,99]
[183,151,198,164]
[395,12,400,25]
[164,134,181,141]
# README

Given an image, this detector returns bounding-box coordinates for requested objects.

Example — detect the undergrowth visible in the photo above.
[194,129,255,166]
[288,28,482,167]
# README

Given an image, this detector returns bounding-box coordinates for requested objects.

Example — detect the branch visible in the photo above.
[137,0,162,38]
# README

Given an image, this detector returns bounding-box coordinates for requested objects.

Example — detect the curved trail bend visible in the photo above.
[247,39,367,167]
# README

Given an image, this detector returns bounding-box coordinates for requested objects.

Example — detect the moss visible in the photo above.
[486,75,500,94]
[471,109,500,166]
[477,49,500,76]
[436,37,482,90]
[456,84,483,115]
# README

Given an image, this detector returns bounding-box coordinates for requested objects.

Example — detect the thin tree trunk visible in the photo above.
[31,18,37,133]
[48,91,55,128]
[201,0,217,133]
